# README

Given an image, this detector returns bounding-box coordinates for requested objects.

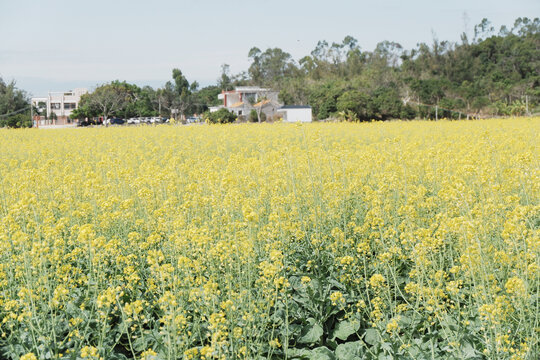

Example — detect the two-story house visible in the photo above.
[212,86,282,121]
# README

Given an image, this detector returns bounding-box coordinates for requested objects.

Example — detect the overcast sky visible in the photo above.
[1,0,538,96]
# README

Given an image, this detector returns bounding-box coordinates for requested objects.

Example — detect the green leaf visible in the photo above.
[462,342,479,359]
[326,338,338,351]
[107,353,129,360]
[364,328,380,346]
[398,315,411,327]
[335,341,363,360]
[132,335,149,352]
[289,275,304,291]
[407,345,420,358]
[332,319,360,340]
[286,348,311,359]
[288,323,304,337]
[310,346,335,360]
[299,318,324,344]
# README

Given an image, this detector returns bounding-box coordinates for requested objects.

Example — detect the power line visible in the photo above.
[0,106,31,118]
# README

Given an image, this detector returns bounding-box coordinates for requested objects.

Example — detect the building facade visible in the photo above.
[277,105,313,123]
[31,88,88,125]
[214,87,282,121]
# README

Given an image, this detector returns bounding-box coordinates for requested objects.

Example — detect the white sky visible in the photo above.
[1,0,538,96]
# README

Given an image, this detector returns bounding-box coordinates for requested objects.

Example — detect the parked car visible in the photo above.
[106,118,125,125]
[78,120,91,127]
[78,118,98,126]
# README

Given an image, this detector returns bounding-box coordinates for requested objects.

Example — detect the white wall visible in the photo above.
[281,108,312,123]
[46,89,88,118]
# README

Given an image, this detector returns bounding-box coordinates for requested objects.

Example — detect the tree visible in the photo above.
[248,109,259,122]
[82,83,132,126]
[278,78,309,105]
[0,77,30,128]
[373,41,403,67]
[248,47,263,84]
[344,36,364,77]
[248,47,295,86]
[138,86,161,117]
[336,90,368,120]
[191,85,222,114]
[474,18,494,43]
[218,64,233,91]
[203,108,236,124]
[160,68,196,121]
[243,90,270,123]
[308,80,346,120]
[409,78,446,105]
[370,86,406,120]
[0,113,32,128]
[156,83,176,118]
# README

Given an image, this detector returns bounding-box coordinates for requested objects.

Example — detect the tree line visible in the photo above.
[70,71,221,123]
[234,17,539,121]
[1,17,538,127]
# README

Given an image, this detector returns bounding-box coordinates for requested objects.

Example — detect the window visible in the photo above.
[64,103,76,109]
[244,93,256,103]
[50,103,61,109]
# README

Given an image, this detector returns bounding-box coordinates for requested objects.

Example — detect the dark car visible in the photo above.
[107,118,125,125]
[78,119,98,126]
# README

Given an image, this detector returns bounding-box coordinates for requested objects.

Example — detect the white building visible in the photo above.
[217,87,282,120]
[278,105,312,123]
[31,88,88,125]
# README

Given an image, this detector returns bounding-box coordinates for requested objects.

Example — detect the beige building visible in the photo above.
[32,88,88,125]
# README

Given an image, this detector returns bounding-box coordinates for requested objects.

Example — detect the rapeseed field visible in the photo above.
[0,118,538,359]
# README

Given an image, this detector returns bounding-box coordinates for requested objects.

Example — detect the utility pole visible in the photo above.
[435,105,438,120]
[525,95,529,115]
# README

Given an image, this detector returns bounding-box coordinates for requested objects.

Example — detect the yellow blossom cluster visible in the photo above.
[0,117,537,359]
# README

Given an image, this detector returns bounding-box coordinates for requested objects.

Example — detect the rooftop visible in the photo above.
[234,86,270,92]
[279,105,312,109]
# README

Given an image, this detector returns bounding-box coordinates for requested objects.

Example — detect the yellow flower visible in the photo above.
[369,274,386,288]
[269,338,282,348]
[386,316,400,334]
[80,346,99,358]
[140,349,157,360]
[20,354,37,360]
[330,291,345,306]
[505,277,526,297]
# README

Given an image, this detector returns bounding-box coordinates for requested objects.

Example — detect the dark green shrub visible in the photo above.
[203,108,237,124]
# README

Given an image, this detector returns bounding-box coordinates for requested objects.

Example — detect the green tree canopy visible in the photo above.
[0,78,31,128]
